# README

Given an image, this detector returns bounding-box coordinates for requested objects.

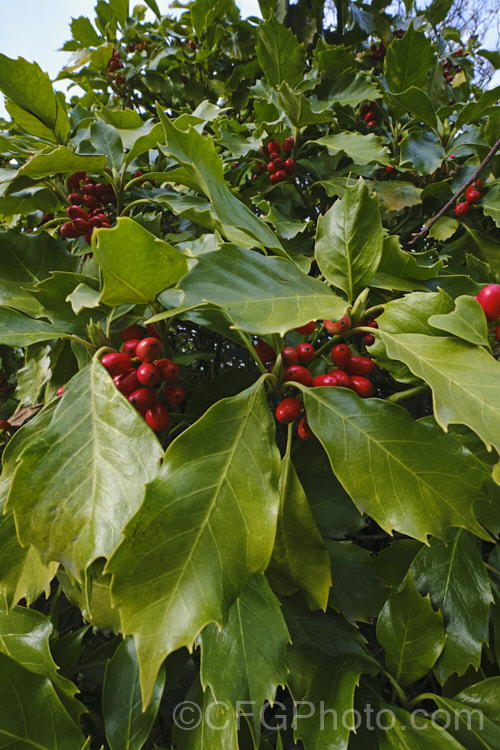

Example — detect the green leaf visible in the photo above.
[456,86,500,129]
[0,607,83,723]
[157,110,286,257]
[17,147,107,179]
[278,83,333,128]
[384,24,434,93]
[376,572,446,685]
[31,272,102,335]
[5,100,58,142]
[70,16,101,47]
[267,446,331,610]
[400,131,445,174]
[324,71,380,108]
[427,694,500,749]
[0,185,59,217]
[317,132,390,166]
[106,378,281,705]
[429,216,459,241]
[66,283,101,315]
[326,541,387,622]
[301,386,491,542]
[426,0,454,24]
[103,638,165,750]
[370,290,454,384]
[0,307,67,346]
[294,654,379,750]
[94,218,188,305]
[256,13,306,89]
[374,540,423,590]
[0,229,78,316]
[90,120,124,172]
[374,181,423,212]
[157,245,346,336]
[378,705,465,748]
[455,677,500,720]
[481,183,500,228]
[387,87,438,130]
[58,561,122,633]
[412,530,493,683]
[378,332,500,453]
[371,236,443,292]
[0,651,84,749]
[6,360,163,579]
[466,227,500,268]
[200,576,289,742]
[315,179,384,302]
[428,295,490,346]
[173,681,238,750]
[191,0,232,37]
[109,0,129,27]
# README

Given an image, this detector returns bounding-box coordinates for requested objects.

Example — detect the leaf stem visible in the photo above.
[386,385,429,403]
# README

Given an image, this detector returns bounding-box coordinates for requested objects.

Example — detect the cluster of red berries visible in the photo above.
[107,49,126,88]
[60,172,114,244]
[99,324,185,433]
[127,41,148,53]
[475,284,500,336]
[370,43,386,62]
[361,101,377,129]
[455,179,482,218]
[264,138,296,185]
[132,169,156,186]
[442,52,462,85]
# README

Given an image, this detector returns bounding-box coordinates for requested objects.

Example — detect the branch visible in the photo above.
[408,133,500,247]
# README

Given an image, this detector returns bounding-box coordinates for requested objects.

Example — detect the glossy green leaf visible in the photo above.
[58,561,121,633]
[278,83,332,127]
[374,540,423,590]
[173,681,238,750]
[426,0,454,24]
[326,541,387,622]
[200,575,289,742]
[267,445,331,610]
[481,183,500,228]
[429,216,459,241]
[191,0,232,36]
[378,705,465,749]
[400,131,445,174]
[90,120,124,172]
[94,218,188,305]
[325,71,380,107]
[384,25,434,93]
[0,651,84,749]
[67,283,101,315]
[371,236,443,292]
[301,386,491,542]
[427,694,500,749]
[157,245,346,335]
[157,109,286,256]
[5,99,58,142]
[0,607,83,723]
[256,13,306,89]
[378,332,500,453]
[412,530,493,683]
[107,378,281,705]
[0,185,59,218]
[315,179,383,302]
[317,132,390,166]
[377,572,446,685]
[0,307,67,346]
[294,654,379,750]
[387,87,438,130]
[103,638,165,750]
[70,16,101,46]
[17,146,107,179]
[6,359,163,579]
[0,229,77,316]
[428,295,490,346]
[456,86,500,129]
[455,677,500,720]
[32,272,103,335]
[374,181,423,212]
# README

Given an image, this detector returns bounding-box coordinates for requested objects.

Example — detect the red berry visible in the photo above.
[296,342,315,363]
[465,186,481,204]
[324,315,351,334]
[56,387,65,396]
[60,222,80,239]
[346,356,375,376]
[327,370,350,387]
[156,358,180,382]
[123,339,140,357]
[267,161,278,175]
[364,111,374,124]
[364,334,375,346]
[71,218,89,235]
[275,397,301,424]
[476,284,500,322]
[297,417,314,439]
[312,373,339,387]
[281,346,299,367]
[163,385,185,405]
[283,137,295,153]
[366,119,376,128]
[135,337,163,363]
[270,170,286,184]
[284,158,295,174]
[188,40,197,51]
[129,387,157,410]
[295,321,315,335]
[284,365,313,387]
[82,184,97,197]
[146,323,160,339]
[331,344,352,369]
[272,157,285,171]
[114,369,140,397]
[495,324,500,342]
[267,140,281,155]
[121,324,143,341]
[0,420,11,431]
[254,339,276,363]
[455,202,470,217]
[349,375,374,398]
[385,165,396,174]
[133,170,144,179]
[145,402,170,432]
[476,178,483,190]
[137,363,161,386]
[67,172,86,190]
[83,194,97,209]
[68,193,83,204]
[101,352,132,377]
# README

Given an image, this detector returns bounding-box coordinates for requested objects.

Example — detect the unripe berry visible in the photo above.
[101,352,131,377]
[331,344,352,369]
[163,385,185,405]
[137,363,161,386]
[156,358,180,382]
[476,284,500,321]
[135,337,163,363]
[145,402,170,432]
[296,342,315,363]
[284,365,313,387]
[275,397,301,424]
